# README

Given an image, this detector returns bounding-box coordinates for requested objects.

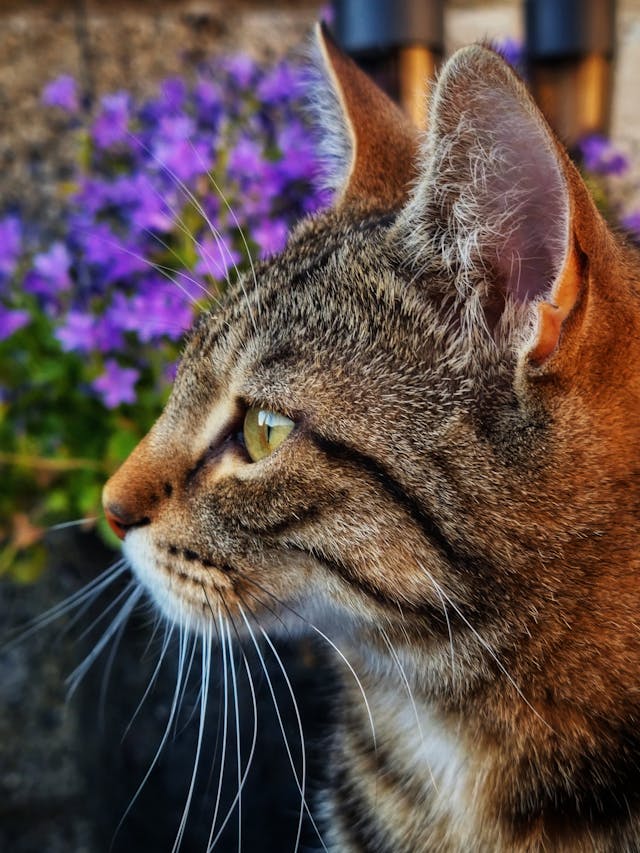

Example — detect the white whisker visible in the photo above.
[110,621,191,850]
[185,139,259,333]
[239,605,328,853]
[419,564,555,733]
[206,639,258,852]
[3,559,128,649]
[45,517,97,532]
[127,131,257,333]
[66,582,142,699]
[377,624,438,792]
[306,621,377,752]
[73,225,202,310]
[123,624,175,741]
[431,576,456,677]
[98,611,129,730]
[207,616,230,851]
[172,621,212,853]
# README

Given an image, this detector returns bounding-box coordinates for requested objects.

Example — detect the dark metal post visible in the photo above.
[331,0,444,127]
[526,0,616,147]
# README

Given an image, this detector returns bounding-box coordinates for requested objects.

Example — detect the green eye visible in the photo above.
[243,407,295,462]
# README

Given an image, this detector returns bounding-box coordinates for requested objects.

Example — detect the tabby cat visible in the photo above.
[102,23,640,853]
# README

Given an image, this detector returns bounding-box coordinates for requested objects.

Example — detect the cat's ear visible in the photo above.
[399,44,598,366]
[311,22,420,213]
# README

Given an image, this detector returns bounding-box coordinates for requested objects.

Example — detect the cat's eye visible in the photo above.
[243,407,295,462]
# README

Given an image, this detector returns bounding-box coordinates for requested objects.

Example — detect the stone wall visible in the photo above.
[0,0,320,225]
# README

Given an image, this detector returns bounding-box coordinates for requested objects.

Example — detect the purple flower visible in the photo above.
[622,210,640,239]
[194,235,242,280]
[152,117,211,183]
[160,77,187,113]
[92,359,139,408]
[129,277,194,342]
[164,362,178,384]
[253,219,288,258]
[0,215,22,282]
[158,115,195,142]
[24,242,72,298]
[0,307,29,341]
[154,138,212,184]
[104,292,140,334]
[31,242,71,292]
[92,92,131,149]
[580,135,629,176]
[303,186,332,214]
[130,179,174,233]
[55,310,95,352]
[320,4,335,25]
[194,78,223,125]
[496,38,524,70]
[222,54,257,89]
[276,121,319,181]
[257,64,305,104]
[229,138,264,178]
[76,223,148,282]
[42,75,79,113]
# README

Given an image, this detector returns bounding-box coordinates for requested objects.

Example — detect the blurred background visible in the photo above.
[1,1,640,851]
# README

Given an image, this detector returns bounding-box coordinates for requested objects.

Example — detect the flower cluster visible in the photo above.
[0,55,327,573]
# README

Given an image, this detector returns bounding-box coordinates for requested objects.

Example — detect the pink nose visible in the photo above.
[104,504,132,540]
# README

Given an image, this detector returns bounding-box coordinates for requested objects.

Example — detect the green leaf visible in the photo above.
[2,544,47,583]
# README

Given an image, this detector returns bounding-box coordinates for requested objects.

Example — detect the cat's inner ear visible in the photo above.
[399,44,583,363]
[312,22,420,213]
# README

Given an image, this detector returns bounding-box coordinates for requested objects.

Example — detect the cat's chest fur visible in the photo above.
[323,676,490,853]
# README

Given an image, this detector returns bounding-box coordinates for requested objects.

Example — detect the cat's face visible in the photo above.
[103,212,484,643]
[103,29,640,694]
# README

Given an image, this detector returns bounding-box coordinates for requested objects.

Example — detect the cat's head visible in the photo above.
[103,26,640,691]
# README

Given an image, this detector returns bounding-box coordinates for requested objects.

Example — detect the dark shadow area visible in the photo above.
[0,531,337,853]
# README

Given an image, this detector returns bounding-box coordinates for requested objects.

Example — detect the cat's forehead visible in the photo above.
[165,205,488,437]
[186,212,411,361]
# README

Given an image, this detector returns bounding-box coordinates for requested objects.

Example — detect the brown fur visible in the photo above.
[103,29,640,853]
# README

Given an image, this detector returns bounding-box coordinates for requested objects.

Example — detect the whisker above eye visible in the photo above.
[185,138,259,334]
[126,130,258,335]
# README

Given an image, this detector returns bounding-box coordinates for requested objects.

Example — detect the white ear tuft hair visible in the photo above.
[398,45,571,336]
[305,23,419,213]
[304,25,355,201]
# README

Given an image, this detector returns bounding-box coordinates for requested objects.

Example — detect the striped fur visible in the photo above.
[103,34,640,852]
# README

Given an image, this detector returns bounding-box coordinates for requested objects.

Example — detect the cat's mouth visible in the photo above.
[121,529,241,627]
[120,526,306,635]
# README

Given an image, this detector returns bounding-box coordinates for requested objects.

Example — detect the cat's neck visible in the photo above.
[326,624,640,852]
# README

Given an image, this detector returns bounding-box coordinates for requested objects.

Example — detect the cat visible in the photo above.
[102,22,640,853]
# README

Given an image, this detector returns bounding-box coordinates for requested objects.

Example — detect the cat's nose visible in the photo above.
[102,428,176,540]
[103,502,147,540]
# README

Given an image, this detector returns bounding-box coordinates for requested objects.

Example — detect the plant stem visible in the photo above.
[0,452,110,472]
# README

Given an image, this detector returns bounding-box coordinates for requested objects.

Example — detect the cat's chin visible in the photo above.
[121,529,206,631]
